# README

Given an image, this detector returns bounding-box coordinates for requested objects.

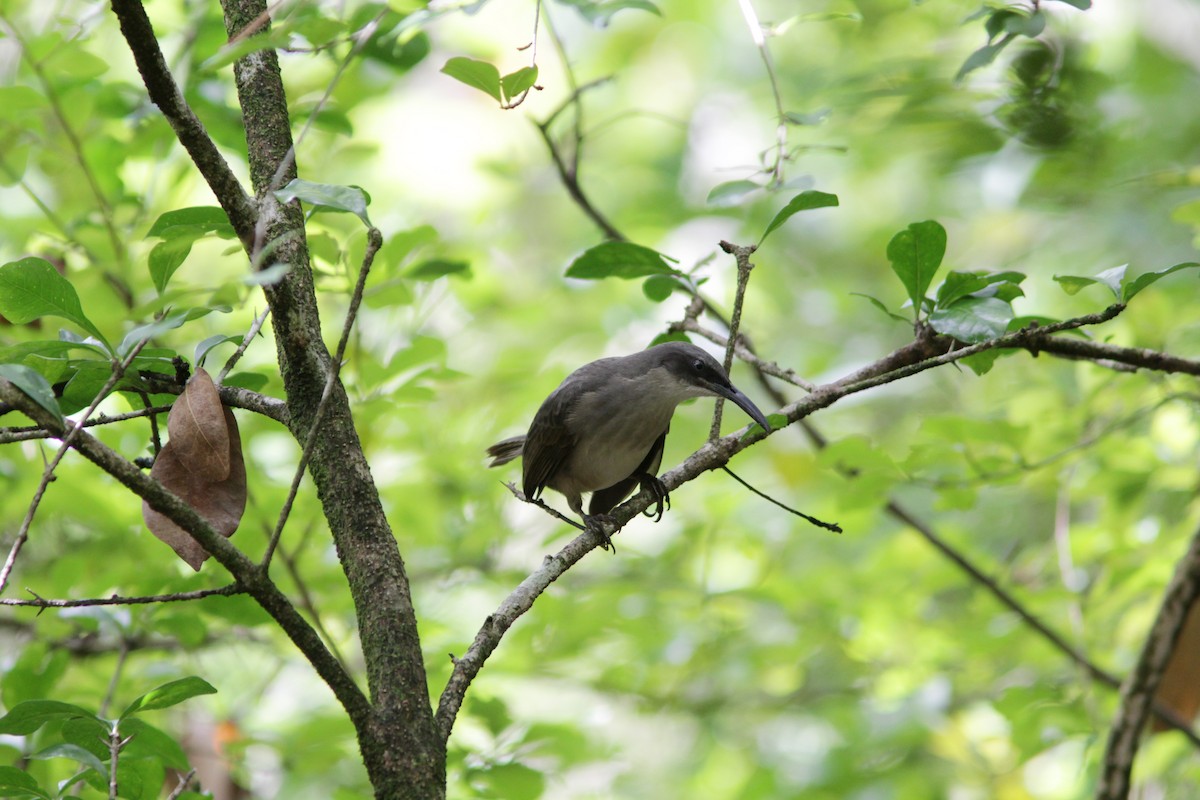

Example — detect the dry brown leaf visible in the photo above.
[144,405,247,570]
[166,367,230,481]
[1152,597,1200,732]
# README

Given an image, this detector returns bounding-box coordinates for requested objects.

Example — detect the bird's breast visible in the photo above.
[553,379,677,494]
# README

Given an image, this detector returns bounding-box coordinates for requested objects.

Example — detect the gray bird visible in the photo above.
[487,341,771,547]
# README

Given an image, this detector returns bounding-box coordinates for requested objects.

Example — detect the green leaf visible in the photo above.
[706,180,761,207]
[565,242,680,280]
[1051,0,1090,8]
[0,257,110,350]
[148,238,195,295]
[146,207,235,240]
[0,364,64,425]
[642,274,680,302]
[441,57,502,102]
[120,677,217,719]
[0,700,99,735]
[501,65,539,102]
[1121,261,1200,302]
[956,37,1013,81]
[929,296,1014,343]
[850,292,910,323]
[222,372,269,391]
[759,190,839,244]
[29,743,108,779]
[1053,264,1126,299]
[961,349,1002,376]
[0,86,47,118]
[119,307,221,356]
[474,762,545,800]
[121,718,190,769]
[407,259,471,281]
[935,270,1026,308]
[886,220,947,315]
[1,645,69,708]
[274,179,372,226]
[0,766,49,799]
[195,334,244,366]
[1052,275,1097,296]
[1006,10,1046,37]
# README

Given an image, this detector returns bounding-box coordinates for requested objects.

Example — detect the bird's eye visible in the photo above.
[692,359,705,372]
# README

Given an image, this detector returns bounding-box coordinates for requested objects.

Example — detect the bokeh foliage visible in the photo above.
[2,0,1200,797]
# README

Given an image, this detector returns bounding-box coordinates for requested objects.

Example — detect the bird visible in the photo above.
[487,341,771,548]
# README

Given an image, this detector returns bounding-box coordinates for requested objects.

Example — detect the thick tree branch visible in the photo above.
[110,0,258,248]
[1098,524,1200,799]
[218,1,443,794]
[1033,336,1200,375]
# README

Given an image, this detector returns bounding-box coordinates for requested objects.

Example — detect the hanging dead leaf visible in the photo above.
[166,367,230,481]
[144,402,247,570]
[1152,596,1200,732]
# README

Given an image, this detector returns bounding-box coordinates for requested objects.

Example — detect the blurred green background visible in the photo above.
[2,0,1200,796]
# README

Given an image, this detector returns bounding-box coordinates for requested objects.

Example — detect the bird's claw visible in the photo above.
[584,513,618,552]
[638,474,670,523]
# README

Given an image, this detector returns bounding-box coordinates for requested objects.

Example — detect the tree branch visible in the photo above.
[2,342,148,596]
[1097,523,1200,798]
[710,240,758,440]
[435,302,1140,740]
[110,0,258,248]
[1034,336,1200,376]
[0,380,371,729]
[218,1,444,792]
[0,584,243,609]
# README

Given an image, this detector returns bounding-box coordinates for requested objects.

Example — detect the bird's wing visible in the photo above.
[522,386,577,500]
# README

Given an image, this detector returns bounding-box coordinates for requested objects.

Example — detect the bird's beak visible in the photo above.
[713,384,772,433]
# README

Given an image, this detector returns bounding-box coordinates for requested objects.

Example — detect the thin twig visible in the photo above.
[711,240,757,440]
[268,517,351,673]
[672,318,817,391]
[261,228,383,568]
[165,769,197,800]
[501,481,586,531]
[218,307,271,382]
[251,4,385,260]
[0,341,148,596]
[0,584,243,609]
[532,36,622,241]
[734,0,789,186]
[0,381,372,727]
[721,466,840,532]
[500,0,541,110]
[136,391,163,456]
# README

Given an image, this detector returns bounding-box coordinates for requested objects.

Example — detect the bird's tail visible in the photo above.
[485,436,525,467]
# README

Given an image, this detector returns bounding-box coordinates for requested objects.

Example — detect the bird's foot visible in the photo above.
[637,474,671,523]
[583,513,619,552]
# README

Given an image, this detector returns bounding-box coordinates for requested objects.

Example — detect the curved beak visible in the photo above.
[713,384,772,433]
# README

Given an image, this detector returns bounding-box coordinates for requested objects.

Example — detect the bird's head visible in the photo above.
[651,342,772,432]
